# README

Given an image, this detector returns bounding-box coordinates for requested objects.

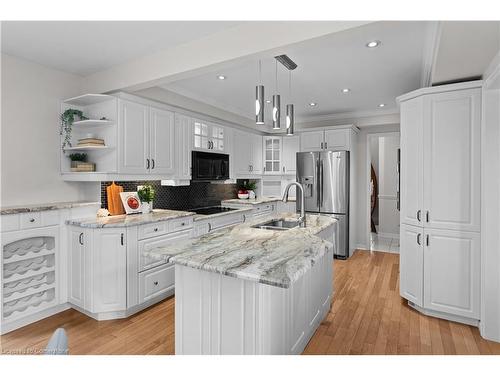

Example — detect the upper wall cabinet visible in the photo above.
[193,120,227,153]
[118,100,175,175]
[263,136,281,174]
[173,113,193,182]
[282,136,299,175]
[399,85,481,232]
[233,130,262,176]
[300,128,354,152]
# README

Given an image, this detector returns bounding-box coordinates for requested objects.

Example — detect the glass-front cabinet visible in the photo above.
[193,119,225,152]
[263,136,281,174]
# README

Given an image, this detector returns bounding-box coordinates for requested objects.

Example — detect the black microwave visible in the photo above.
[192,151,230,181]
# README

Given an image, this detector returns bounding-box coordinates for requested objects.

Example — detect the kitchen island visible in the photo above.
[149,212,336,354]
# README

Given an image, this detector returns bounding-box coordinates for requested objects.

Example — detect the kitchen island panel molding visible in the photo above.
[175,244,333,354]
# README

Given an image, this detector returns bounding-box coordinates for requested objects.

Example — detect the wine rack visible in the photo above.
[2,236,57,322]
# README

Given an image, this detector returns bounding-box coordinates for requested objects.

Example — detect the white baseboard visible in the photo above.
[408,301,479,327]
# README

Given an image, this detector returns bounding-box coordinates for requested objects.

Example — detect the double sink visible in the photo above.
[252,219,301,231]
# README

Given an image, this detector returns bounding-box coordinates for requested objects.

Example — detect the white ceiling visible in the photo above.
[161,21,430,125]
[432,21,500,84]
[1,21,242,76]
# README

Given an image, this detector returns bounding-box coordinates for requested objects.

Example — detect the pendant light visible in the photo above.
[255,60,265,125]
[272,60,281,129]
[286,70,295,136]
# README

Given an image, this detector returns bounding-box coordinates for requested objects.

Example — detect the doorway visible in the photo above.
[366,132,400,253]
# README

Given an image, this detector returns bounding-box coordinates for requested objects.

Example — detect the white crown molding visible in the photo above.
[296,107,400,124]
[421,21,442,88]
[483,50,500,89]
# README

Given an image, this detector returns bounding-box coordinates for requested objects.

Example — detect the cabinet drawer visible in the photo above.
[138,222,169,240]
[169,217,193,232]
[138,264,175,304]
[253,203,276,217]
[209,212,246,231]
[19,212,42,229]
[41,210,60,226]
[1,214,20,232]
[138,229,191,272]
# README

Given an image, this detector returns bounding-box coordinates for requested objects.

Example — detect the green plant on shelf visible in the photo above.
[67,153,87,162]
[137,184,156,203]
[60,109,88,151]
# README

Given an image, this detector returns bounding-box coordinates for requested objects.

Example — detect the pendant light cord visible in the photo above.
[275,59,278,92]
[259,59,262,84]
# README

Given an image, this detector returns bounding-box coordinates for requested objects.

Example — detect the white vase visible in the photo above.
[248,190,256,199]
[142,202,152,213]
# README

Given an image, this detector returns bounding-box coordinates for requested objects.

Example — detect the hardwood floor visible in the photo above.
[1,250,499,355]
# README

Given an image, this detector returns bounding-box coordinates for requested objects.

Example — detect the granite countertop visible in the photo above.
[1,201,101,215]
[221,197,283,205]
[192,207,254,221]
[148,212,336,288]
[66,209,195,228]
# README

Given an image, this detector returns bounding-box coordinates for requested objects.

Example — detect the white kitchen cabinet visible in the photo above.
[173,113,193,181]
[324,129,351,151]
[300,128,353,152]
[91,228,127,312]
[423,228,480,319]
[193,119,227,153]
[400,97,424,227]
[263,136,282,174]
[118,99,175,176]
[422,89,481,232]
[68,226,87,308]
[233,130,262,176]
[397,81,482,325]
[149,107,175,175]
[68,226,126,315]
[282,136,299,174]
[399,224,424,306]
[300,131,324,152]
[118,99,150,174]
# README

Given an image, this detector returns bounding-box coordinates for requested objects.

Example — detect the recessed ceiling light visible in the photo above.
[217,75,226,80]
[366,40,381,48]
[378,103,386,108]
[309,102,317,107]
[341,88,351,93]
[265,99,272,104]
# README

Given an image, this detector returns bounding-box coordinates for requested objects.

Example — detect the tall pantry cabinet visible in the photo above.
[398,81,482,324]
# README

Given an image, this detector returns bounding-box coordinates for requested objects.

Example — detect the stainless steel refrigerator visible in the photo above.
[296,151,350,259]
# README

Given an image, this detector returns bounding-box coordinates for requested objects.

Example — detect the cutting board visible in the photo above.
[107,182,125,215]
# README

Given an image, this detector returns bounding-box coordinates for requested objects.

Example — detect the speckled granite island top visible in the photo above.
[148,213,336,288]
[66,209,195,228]
[1,201,100,215]
[221,197,282,205]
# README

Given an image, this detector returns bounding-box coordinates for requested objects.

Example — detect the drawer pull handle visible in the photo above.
[153,281,159,286]
[29,218,35,223]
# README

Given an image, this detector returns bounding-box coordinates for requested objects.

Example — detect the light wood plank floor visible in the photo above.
[1,250,499,355]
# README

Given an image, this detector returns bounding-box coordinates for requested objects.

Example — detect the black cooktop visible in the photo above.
[188,206,237,215]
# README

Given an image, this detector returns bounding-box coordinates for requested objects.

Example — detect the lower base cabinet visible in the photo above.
[400,224,480,322]
[138,263,175,304]
[68,226,126,314]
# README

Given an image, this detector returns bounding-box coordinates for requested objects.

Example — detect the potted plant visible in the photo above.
[137,185,155,213]
[246,180,257,199]
[60,109,88,150]
[68,153,87,168]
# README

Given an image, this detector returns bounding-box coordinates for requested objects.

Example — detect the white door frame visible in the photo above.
[365,132,400,248]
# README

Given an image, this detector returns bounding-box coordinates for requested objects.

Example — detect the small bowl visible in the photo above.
[238,193,249,199]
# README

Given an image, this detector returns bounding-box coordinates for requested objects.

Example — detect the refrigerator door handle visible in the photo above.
[316,158,321,208]
[319,159,324,208]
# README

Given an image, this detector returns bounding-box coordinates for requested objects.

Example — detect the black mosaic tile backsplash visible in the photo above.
[100,181,239,211]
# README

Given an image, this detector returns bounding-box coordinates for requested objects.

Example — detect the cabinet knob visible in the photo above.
[154,228,158,232]
[153,281,159,286]
[181,222,185,226]
[29,218,35,223]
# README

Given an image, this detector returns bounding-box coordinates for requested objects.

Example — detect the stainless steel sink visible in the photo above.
[252,219,301,231]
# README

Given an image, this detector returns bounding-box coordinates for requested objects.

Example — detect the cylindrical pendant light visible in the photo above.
[272,60,281,129]
[286,70,295,135]
[255,60,265,125]
[286,104,294,135]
